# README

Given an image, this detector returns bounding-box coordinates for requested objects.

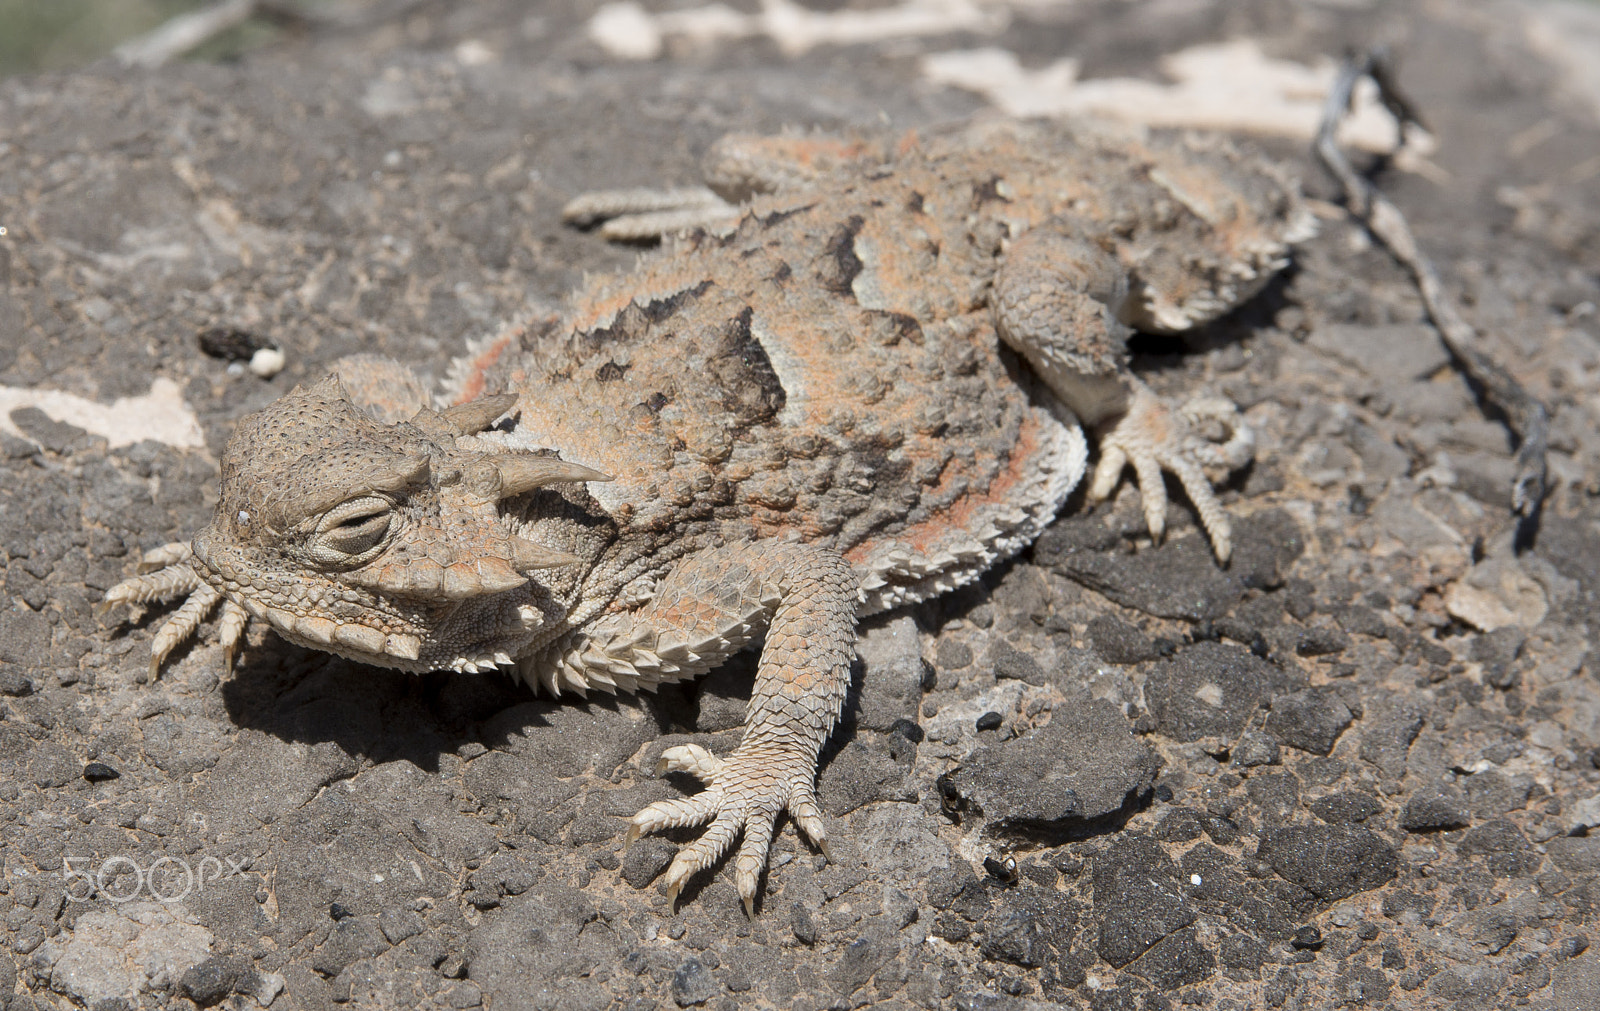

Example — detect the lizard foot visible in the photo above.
[102,542,249,676]
[1088,380,1254,563]
[562,186,739,242]
[627,743,827,916]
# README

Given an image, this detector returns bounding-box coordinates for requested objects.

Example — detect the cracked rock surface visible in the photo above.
[5,0,1600,1008]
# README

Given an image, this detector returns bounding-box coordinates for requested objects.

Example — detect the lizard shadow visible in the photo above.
[216,640,666,776]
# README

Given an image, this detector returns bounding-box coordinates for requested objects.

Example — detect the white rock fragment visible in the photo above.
[588,0,1005,61]
[1445,554,1549,631]
[1568,793,1600,834]
[249,346,286,378]
[0,377,204,449]
[922,39,1437,153]
[49,901,213,1004]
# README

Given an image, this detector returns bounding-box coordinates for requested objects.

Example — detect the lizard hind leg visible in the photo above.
[591,540,858,914]
[562,133,880,242]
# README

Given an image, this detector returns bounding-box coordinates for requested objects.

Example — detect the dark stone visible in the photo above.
[982,887,1077,973]
[976,712,1004,732]
[1470,627,1525,688]
[791,902,817,946]
[1400,793,1471,831]
[1549,836,1600,875]
[1035,509,1304,621]
[981,912,1046,967]
[1460,820,1541,878]
[1290,925,1322,949]
[1463,769,1534,818]
[1263,690,1353,755]
[1086,616,1160,664]
[379,908,425,945]
[1245,773,1300,824]
[927,863,984,912]
[1335,965,1392,1005]
[82,762,120,781]
[197,327,271,361]
[1200,813,1242,847]
[1126,927,1216,990]
[990,639,1046,685]
[620,837,676,889]
[949,691,1160,828]
[1219,933,1269,970]
[178,954,247,1006]
[828,935,889,996]
[1233,731,1280,768]
[1357,704,1426,781]
[1426,966,1507,1005]
[854,615,929,731]
[819,733,916,815]
[478,701,656,780]
[1155,807,1205,842]
[1381,890,1435,920]
[1256,826,1398,902]
[1333,605,1390,638]
[1093,835,1194,967]
[1310,792,1382,825]
[1294,628,1350,657]
[0,667,32,696]
[312,917,388,976]
[936,638,973,670]
[1144,642,1303,742]
[890,718,924,743]
[671,957,719,1006]
[9,406,90,454]
[29,742,78,788]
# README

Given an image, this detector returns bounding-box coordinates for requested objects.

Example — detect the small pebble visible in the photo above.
[250,346,286,378]
[1291,925,1323,949]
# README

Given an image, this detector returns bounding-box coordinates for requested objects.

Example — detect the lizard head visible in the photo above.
[189,375,610,674]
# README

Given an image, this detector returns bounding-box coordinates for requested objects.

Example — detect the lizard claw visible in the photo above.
[1088,380,1252,563]
[105,543,245,678]
[630,744,825,914]
[562,186,739,242]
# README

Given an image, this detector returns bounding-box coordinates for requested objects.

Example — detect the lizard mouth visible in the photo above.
[190,524,555,674]
[190,528,427,667]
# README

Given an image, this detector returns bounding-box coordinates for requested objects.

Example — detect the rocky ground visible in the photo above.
[4,0,1600,1008]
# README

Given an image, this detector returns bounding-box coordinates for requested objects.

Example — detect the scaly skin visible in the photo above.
[108,119,1309,912]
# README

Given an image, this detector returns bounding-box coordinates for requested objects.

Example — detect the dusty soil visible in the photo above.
[4,0,1600,1008]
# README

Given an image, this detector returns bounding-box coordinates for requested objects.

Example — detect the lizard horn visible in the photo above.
[440,394,519,435]
[495,457,613,498]
[511,537,583,570]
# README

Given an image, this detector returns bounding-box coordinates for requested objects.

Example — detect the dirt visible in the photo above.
[3,0,1600,1008]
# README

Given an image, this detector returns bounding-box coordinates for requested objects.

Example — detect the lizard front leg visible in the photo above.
[570,539,857,914]
[993,227,1252,562]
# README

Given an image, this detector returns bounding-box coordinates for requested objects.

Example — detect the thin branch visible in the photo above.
[1314,50,1549,528]
[114,0,260,68]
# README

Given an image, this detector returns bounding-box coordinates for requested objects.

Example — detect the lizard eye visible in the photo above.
[312,496,393,565]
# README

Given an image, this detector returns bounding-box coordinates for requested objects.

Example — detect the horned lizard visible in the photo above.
[108,119,1311,912]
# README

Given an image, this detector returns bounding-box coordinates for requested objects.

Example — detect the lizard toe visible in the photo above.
[632,744,824,912]
[1094,381,1249,563]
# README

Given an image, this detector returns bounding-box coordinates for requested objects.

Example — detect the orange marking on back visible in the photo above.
[451,332,516,405]
[842,410,1047,567]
